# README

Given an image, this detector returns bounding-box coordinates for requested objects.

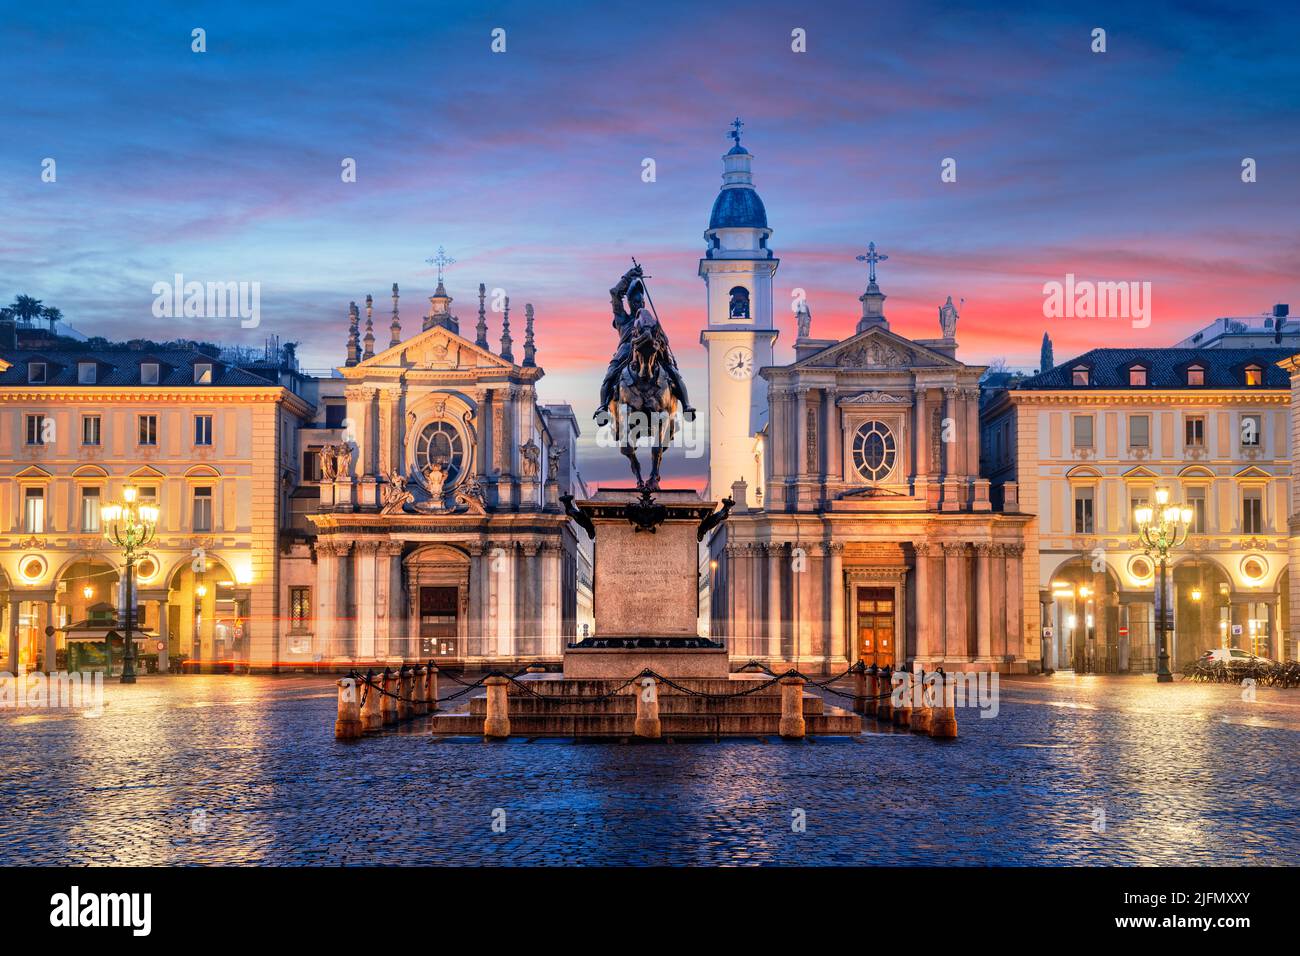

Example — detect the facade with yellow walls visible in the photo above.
[982,348,1294,673]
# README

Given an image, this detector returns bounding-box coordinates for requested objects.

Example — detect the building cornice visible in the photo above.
[1006,389,1288,406]
[0,385,315,416]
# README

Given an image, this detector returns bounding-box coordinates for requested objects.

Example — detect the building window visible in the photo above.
[1242,490,1263,534]
[140,362,160,385]
[77,361,96,384]
[138,414,158,446]
[1186,365,1205,386]
[194,414,213,446]
[1074,486,1095,534]
[1186,486,1207,533]
[25,414,47,446]
[1244,364,1263,387]
[1130,490,1149,530]
[303,448,322,483]
[28,362,48,384]
[1184,416,1205,448]
[324,403,347,429]
[1128,366,1147,386]
[194,363,213,385]
[81,414,101,446]
[1071,366,1090,386]
[851,420,898,482]
[24,487,45,533]
[1072,415,1094,448]
[289,587,312,632]
[1240,414,1262,447]
[414,420,467,486]
[81,486,101,533]
[192,486,213,532]
[1128,414,1150,448]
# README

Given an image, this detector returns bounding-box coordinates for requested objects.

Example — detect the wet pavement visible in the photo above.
[1,672,1296,865]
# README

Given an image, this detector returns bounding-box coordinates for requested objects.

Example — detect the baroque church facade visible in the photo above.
[700,129,1035,674]
[282,281,585,667]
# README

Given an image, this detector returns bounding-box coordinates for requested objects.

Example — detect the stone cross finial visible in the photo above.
[856,241,888,285]
[729,116,744,147]
[426,245,456,283]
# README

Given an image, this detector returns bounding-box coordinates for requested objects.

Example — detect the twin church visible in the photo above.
[699,126,1033,674]
[0,125,1034,676]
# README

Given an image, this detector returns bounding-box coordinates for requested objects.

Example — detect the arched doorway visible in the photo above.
[404,545,470,661]
[166,554,242,670]
[54,557,122,672]
[1046,556,1121,673]
[1172,558,1233,670]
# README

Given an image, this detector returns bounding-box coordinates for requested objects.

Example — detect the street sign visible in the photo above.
[1118,626,1129,636]
[1042,627,1054,639]
[1231,624,1243,636]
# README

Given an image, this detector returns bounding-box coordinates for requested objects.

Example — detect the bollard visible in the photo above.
[876,667,893,723]
[334,678,363,740]
[381,668,399,726]
[361,669,383,731]
[426,663,439,713]
[778,676,806,739]
[863,666,878,717]
[910,671,933,734]
[397,665,413,721]
[483,675,511,739]
[929,672,959,739]
[853,666,867,715]
[634,675,661,738]
[411,666,427,716]
[893,671,913,727]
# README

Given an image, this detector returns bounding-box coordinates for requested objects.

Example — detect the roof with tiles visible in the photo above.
[0,347,278,387]
[1017,347,1298,390]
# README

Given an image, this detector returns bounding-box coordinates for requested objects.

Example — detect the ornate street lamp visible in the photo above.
[101,486,159,684]
[1134,488,1192,683]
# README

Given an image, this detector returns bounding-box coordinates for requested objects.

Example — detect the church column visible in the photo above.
[825,395,843,488]
[543,540,563,658]
[496,541,516,660]
[374,542,402,658]
[314,540,338,657]
[914,386,930,493]
[913,543,931,665]
[520,541,540,656]
[796,544,814,663]
[767,543,783,659]
[354,541,379,659]
[941,388,960,511]
[964,387,980,485]
[943,543,969,661]
[1005,545,1025,662]
[466,542,485,657]
[377,387,398,477]
[503,388,519,509]
[975,544,993,661]
[828,543,845,663]
[476,390,492,486]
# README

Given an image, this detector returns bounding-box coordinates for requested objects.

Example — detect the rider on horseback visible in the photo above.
[595,265,694,421]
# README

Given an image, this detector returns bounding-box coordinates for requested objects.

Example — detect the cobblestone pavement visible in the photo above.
[1,672,1296,865]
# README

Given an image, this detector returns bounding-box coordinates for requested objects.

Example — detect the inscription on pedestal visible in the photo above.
[594,518,698,637]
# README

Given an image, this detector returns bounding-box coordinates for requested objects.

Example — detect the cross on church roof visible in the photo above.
[728,117,744,147]
[855,241,888,284]
[426,246,456,283]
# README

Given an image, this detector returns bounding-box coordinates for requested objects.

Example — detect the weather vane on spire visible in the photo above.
[728,116,744,147]
[426,246,456,284]
[856,241,888,284]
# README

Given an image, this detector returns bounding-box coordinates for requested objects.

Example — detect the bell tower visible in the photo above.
[699,118,779,503]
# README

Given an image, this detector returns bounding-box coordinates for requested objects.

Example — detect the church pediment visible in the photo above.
[839,390,911,406]
[790,326,963,371]
[345,325,514,375]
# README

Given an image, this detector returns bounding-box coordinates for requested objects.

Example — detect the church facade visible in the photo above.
[281,281,585,668]
[700,129,1035,673]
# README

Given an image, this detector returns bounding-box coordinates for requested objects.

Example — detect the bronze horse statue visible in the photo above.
[606,307,680,492]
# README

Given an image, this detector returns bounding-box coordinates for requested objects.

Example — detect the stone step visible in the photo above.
[429,709,862,738]
[462,693,828,717]
[501,676,784,697]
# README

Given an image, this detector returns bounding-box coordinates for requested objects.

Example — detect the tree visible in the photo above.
[41,306,62,330]
[7,295,44,325]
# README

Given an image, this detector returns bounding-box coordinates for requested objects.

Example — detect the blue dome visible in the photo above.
[708,187,768,230]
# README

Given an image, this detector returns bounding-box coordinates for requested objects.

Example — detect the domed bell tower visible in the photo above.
[699,118,778,504]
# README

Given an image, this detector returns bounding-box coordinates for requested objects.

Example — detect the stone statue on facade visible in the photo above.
[379,471,414,514]
[547,443,562,477]
[939,296,959,339]
[452,478,487,515]
[320,442,350,481]
[520,438,540,478]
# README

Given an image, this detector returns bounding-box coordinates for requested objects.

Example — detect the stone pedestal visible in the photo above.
[563,489,726,679]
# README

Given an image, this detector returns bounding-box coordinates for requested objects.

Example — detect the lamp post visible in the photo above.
[101,486,159,684]
[1134,488,1192,683]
